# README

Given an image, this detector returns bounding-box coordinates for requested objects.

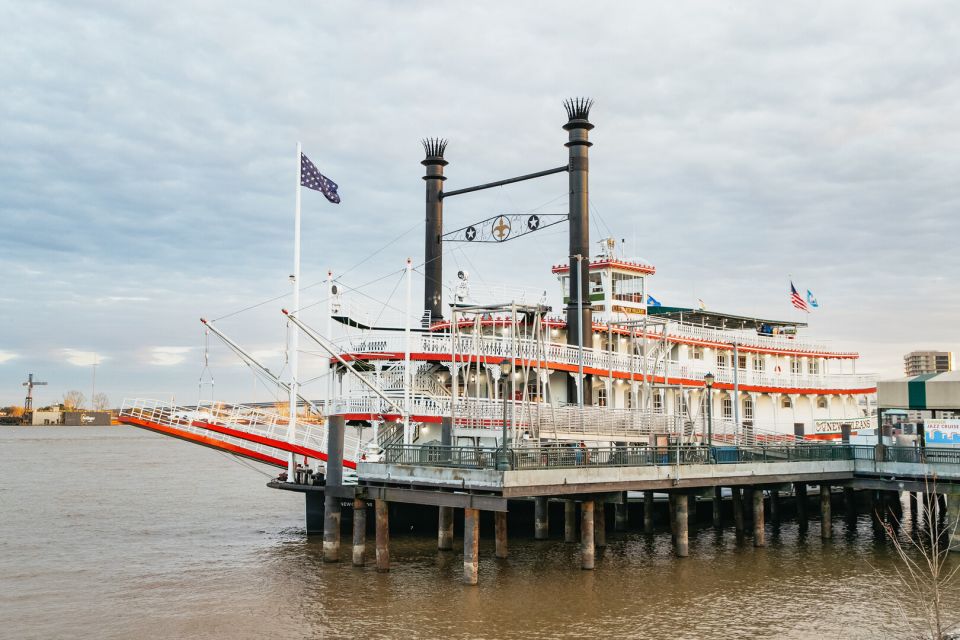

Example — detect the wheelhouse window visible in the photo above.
[589,272,604,296]
[612,272,644,303]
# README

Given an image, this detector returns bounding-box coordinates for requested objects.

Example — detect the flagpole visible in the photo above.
[287,142,302,482]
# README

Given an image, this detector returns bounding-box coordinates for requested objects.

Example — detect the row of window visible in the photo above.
[695,347,820,375]
[604,389,833,414]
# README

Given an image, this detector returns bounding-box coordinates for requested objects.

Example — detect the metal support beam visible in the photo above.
[441,165,569,199]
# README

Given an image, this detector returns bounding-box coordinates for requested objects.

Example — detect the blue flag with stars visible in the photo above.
[300,153,340,203]
[647,294,662,307]
[806,289,819,308]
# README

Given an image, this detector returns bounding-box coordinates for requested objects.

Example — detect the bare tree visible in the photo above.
[874,479,960,640]
[62,390,86,410]
[91,393,110,411]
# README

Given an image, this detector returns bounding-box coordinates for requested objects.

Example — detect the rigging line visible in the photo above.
[216,449,275,478]
[588,199,615,241]
[333,272,407,315]
[372,269,407,328]
[212,290,292,322]
[332,218,423,282]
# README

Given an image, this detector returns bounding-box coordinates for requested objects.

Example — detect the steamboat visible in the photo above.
[120,98,878,474]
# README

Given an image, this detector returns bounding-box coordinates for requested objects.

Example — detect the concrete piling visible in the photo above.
[495,511,508,559]
[534,496,549,540]
[643,491,654,533]
[733,487,745,535]
[564,500,577,542]
[581,500,595,570]
[820,485,832,539]
[438,506,454,551]
[375,499,390,572]
[595,502,607,548]
[323,495,341,562]
[675,494,689,557]
[352,498,366,566]
[713,486,722,527]
[463,508,479,585]
[753,488,765,547]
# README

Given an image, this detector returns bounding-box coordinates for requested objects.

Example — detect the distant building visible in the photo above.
[904,350,953,377]
[31,409,63,425]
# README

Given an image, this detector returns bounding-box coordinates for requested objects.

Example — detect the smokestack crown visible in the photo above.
[563,97,594,131]
[421,137,449,166]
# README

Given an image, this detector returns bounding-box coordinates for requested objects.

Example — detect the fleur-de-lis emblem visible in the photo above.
[492,216,512,242]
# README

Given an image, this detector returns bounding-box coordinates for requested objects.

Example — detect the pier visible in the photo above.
[267,414,960,584]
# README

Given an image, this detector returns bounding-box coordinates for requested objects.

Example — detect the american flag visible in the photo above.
[300,153,340,204]
[790,281,809,312]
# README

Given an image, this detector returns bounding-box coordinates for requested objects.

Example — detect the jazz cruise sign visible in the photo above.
[925,419,960,446]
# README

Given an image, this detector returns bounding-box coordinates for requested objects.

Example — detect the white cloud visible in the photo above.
[148,346,192,366]
[61,349,104,366]
[0,350,19,364]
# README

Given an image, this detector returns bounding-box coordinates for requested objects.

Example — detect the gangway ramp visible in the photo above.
[119,398,363,470]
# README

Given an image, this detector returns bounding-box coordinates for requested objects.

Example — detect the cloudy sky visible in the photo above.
[2,1,958,408]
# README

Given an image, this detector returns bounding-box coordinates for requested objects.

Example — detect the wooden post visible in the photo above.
[495,511,508,559]
[733,487,744,535]
[581,500,595,570]
[375,499,390,572]
[564,500,577,543]
[595,502,607,548]
[534,496,549,540]
[463,508,479,585]
[820,484,832,539]
[675,494,689,557]
[795,482,808,525]
[323,494,341,562]
[753,488,765,547]
[352,498,366,566]
[438,506,454,551]
[615,492,628,531]
[643,491,654,534]
[713,486,722,527]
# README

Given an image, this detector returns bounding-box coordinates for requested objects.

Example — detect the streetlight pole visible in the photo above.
[704,373,715,456]
[500,358,512,470]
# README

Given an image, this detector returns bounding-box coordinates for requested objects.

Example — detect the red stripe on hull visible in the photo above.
[191,419,357,470]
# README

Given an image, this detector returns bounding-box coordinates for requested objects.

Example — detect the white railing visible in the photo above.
[668,322,850,355]
[120,398,369,466]
[334,332,875,391]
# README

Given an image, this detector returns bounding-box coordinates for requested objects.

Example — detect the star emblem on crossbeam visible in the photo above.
[492,216,511,241]
[527,215,540,231]
[464,226,477,241]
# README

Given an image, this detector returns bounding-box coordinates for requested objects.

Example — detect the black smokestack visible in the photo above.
[422,137,447,322]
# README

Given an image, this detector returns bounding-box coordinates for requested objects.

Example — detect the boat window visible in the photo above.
[589,272,604,295]
[716,353,727,369]
[737,355,747,370]
[817,397,828,409]
[744,397,754,420]
[722,396,733,419]
[691,346,704,360]
[753,355,764,372]
[653,391,663,413]
[597,387,608,407]
[791,359,802,375]
[612,272,644,303]
[808,359,820,375]
[782,396,793,409]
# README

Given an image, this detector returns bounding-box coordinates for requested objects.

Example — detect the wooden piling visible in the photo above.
[820,484,832,539]
[323,494,341,562]
[675,494,689,557]
[534,497,549,540]
[615,492,628,532]
[712,486,722,527]
[595,502,607,548]
[581,500,595,570]
[733,487,744,535]
[564,500,577,543]
[643,491,654,533]
[438,506,454,551]
[375,499,390,572]
[463,508,479,585]
[795,482,808,524]
[753,488,765,547]
[495,511,508,559]
[352,498,366,566]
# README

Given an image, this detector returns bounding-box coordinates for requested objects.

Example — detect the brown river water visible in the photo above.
[2,426,957,639]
